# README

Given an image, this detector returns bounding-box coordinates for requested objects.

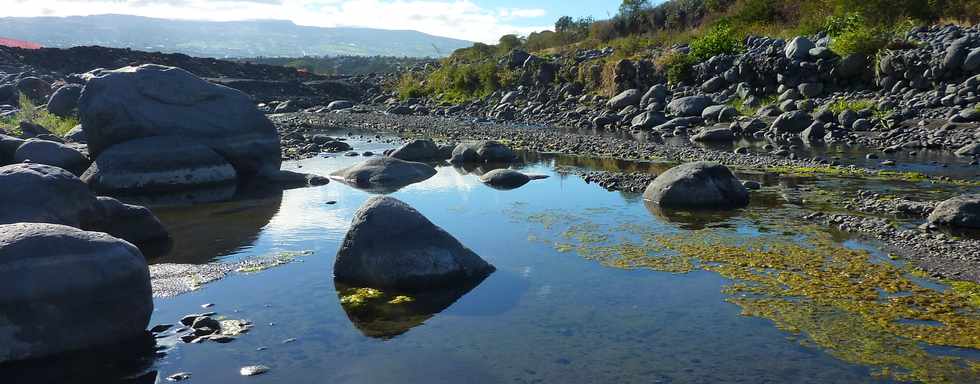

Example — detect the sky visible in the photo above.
[3,0,625,43]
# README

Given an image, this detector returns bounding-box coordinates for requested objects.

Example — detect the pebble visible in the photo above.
[240,365,271,376]
[166,372,192,382]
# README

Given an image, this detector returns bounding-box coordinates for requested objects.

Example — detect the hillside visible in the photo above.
[0,14,472,58]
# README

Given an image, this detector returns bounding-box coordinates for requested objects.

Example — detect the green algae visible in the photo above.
[509,205,980,383]
[340,287,385,308]
[236,250,314,273]
[763,165,980,187]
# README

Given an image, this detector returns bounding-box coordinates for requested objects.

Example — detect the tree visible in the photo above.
[619,0,650,19]
[555,16,574,33]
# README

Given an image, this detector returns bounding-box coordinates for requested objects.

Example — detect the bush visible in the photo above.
[688,21,744,61]
[397,62,516,103]
[656,51,697,84]
[0,94,78,137]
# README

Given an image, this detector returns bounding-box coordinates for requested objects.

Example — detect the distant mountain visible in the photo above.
[0,14,472,58]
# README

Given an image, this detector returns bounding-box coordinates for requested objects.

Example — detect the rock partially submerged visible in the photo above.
[330,157,436,192]
[389,139,442,161]
[78,64,281,177]
[89,196,170,246]
[334,196,494,289]
[82,136,238,194]
[0,223,152,363]
[479,169,547,190]
[450,141,516,164]
[928,194,980,229]
[643,162,750,209]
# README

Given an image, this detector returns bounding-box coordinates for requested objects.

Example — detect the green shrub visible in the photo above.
[0,94,79,137]
[656,51,697,84]
[688,21,744,61]
[826,98,876,114]
[396,73,430,100]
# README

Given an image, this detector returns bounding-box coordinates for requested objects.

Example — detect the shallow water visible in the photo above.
[5,136,979,384]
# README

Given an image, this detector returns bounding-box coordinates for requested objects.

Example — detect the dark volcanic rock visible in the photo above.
[479,169,532,189]
[88,196,170,245]
[928,194,980,229]
[389,139,442,161]
[78,64,281,178]
[334,196,494,289]
[642,161,749,209]
[14,139,90,175]
[330,156,436,192]
[47,84,83,117]
[0,222,152,363]
[0,163,98,227]
[82,136,238,194]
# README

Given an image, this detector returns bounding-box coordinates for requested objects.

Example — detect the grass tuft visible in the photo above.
[0,94,79,137]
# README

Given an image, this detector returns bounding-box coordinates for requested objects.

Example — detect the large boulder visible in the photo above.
[47,84,83,117]
[770,110,813,134]
[607,89,641,110]
[0,163,98,227]
[691,126,734,142]
[955,142,979,157]
[642,161,749,209]
[15,77,51,104]
[88,196,170,246]
[334,196,495,289]
[785,37,815,60]
[927,194,980,229]
[667,96,713,117]
[78,64,281,178]
[389,139,441,161]
[0,134,25,164]
[0,223,152,363]
[330,157,436,192]
[14,139,90,175]
[450,141,516,164]
[82,136,237,195]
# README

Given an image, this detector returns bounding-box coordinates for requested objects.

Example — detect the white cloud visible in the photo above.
[3,0,552,43]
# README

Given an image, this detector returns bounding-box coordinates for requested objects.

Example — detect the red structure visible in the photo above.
[0,37,42,49]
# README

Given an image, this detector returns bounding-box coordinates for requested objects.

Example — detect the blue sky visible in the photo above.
[7,0,629,43]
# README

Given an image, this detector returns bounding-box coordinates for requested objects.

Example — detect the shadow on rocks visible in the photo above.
[0,332,158,384]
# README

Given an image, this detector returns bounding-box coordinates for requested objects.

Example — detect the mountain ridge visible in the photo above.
[0,14,473,58]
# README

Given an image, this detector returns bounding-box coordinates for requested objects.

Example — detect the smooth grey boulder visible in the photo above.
[667,96,713,117]
[928,194,980,229]
[785,37,815,60]
[944,37,970,72]
[15,77,50,103]
[964,48,980,72]
[837,54,868,78]
[691,126,734,142]
[389,139,441,161]
[0,223,152,363]
[450,141,516,164]
[0,134,25,164]
[330,156,436,192]
[14,139,90,175]
[64,125,86,143]
[701,105,735,122]
[642,161,749,209]
[78,64,281,177]
[607,89,641,110]
[334,196,494,289]
[479,169,544,189]
[771,110,813,134]
[0,163,98,227]
[82,136,238,194]
[47,84,83,117]
[630,111,668,129]
[641,84,667,105]
[955,142,980,157]
[88,196,170,245]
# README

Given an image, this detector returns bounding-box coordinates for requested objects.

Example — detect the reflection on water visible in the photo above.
[150,191,283,264]
[22,134,977,384]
